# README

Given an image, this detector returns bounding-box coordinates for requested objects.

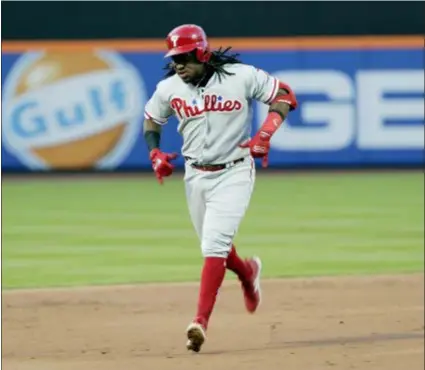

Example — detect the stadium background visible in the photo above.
[2,1,424,172]
[2,3,424,370]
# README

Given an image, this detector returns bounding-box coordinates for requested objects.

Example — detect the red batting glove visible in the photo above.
[150,148,179,185]
[239,112,285,168]
[239,131,271,168]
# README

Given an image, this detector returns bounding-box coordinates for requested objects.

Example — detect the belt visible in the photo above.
[185,157,245,172]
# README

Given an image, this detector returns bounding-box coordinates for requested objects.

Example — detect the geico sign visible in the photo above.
[257,70,424,151]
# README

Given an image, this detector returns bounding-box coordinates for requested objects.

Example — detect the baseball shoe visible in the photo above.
[186,320,207,353]
[242,256,262,313]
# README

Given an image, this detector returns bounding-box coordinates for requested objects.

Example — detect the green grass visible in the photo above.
[2,172,424,289]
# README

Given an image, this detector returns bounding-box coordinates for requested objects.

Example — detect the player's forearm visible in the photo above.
[258,86,297,139]
[143,118,162,152]
[269,89,291,121]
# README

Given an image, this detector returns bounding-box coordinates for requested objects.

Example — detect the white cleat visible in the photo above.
[186,322,206,353]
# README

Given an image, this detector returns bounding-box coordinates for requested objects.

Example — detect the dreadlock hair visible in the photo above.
[164,46,242,82]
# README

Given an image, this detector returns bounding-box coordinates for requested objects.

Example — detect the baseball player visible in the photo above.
[144,24,297,353]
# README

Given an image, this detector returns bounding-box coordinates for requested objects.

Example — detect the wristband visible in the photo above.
[269,109,286,121]
[259,111,284,139]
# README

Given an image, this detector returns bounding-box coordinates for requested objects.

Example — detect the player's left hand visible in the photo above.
[150,148,179,185]
[239,132,270,168]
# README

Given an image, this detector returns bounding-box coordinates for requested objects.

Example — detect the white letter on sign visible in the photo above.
[357,70,425,149]
[260,71,355,151]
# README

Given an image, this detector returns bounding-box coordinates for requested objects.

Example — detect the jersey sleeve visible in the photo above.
[144,84,173,125]
[247,66,279,105]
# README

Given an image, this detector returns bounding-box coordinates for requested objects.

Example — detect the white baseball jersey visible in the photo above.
[144,63,279,164]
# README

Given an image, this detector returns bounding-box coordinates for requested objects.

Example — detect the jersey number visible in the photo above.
[171,35,179,47]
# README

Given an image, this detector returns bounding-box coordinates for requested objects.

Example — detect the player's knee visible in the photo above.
[201,235,232,258]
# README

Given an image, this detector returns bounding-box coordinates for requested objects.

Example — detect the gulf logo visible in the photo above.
[2,50,145,169]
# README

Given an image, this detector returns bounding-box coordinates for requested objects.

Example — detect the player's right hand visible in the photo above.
[150,148,179,185]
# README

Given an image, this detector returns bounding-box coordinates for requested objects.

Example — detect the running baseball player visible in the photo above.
[143,24,297,353]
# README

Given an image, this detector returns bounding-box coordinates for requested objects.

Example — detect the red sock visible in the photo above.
[196,257,226,328]
[226,244,252,284]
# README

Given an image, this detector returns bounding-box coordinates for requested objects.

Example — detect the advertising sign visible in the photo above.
[2,37,424,171]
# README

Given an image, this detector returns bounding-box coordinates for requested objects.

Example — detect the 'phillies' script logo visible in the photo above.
[171,94,242,119]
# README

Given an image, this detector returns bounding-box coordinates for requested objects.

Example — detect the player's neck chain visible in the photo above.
[194,68,214,90]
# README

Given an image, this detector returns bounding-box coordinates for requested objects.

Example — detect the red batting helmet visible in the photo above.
[165,24,212,62]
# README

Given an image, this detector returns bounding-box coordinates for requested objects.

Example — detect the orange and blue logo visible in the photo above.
[2,50,145,169]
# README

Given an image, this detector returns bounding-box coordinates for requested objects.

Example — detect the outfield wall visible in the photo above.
[1,37,424,172]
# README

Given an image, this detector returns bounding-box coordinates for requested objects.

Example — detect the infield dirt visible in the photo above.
[2,274,424,370]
